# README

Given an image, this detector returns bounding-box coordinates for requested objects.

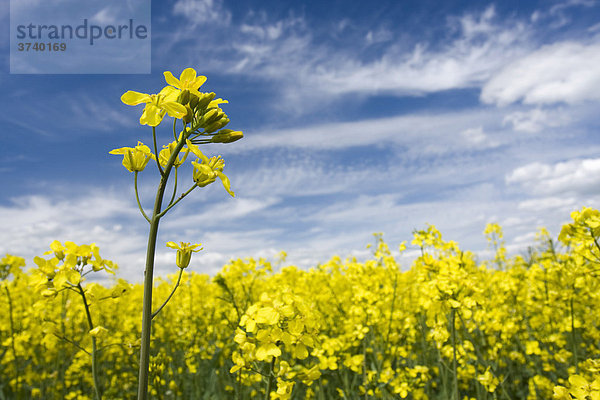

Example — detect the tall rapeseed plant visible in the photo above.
[112,68,243,400]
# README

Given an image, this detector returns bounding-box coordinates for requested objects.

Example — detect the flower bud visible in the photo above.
[189,94,200,109]
[183,105,194,124]
[211,129,243,143]
[201,109,221,125]
[204,117,229,133]
[197,92,216,110]
[89,326,109,338]
[176,249,192,269]
[177,90,191,105]
[166,241,202,269]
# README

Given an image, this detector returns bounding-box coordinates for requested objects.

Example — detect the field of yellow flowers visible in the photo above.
[1,207,599,400]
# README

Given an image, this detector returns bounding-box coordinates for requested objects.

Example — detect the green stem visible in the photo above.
[152,126,164,176]
[570,291,578,372]
[135,172,151,223]
[4,285,19,396]
[363,332,368,400]
[264,357,276,400]
[172,118,178,141]
[137,133,188,400]
[384,270,398,355]
[451,308,459,400]
[151,268,184,320]
[78,283,101,400]
[167,168,179,207]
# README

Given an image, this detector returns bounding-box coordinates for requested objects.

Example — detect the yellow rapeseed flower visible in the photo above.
[163,67,207,99]
[109,141,155,173]
[187,140,234,197]
[166,241,202,269]
[121,85,186,126]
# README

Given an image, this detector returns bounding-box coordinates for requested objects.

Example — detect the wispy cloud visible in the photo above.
[172,0,231,26]
[506,158,600,196]
[234,108,503,152]
[481,41,600,106]
[532,0,597,28]
[157,5,535,112]
[156,1,600,118]
[502,107,571,133]
[0,188,143,281]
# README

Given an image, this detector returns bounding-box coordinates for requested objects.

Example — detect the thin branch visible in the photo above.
[52,332,91,356]
[167,168,179,207]
[151,268,184,320]
[158,184,197,218]
[152,126,165,177]
[78,283,102,400]
[135,172,151,223]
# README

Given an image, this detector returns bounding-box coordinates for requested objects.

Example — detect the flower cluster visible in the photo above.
[111,68,240,199]
[231,290,321,399]
[30,241,116,297]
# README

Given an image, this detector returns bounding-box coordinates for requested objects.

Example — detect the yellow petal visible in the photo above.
[208,98,228,108]
[217,171,235,197]
[163,71,180,88]
[140,104,163,126]
[121,91,151,105]
[256,343,281,361]
[294,343,308,359]
[191,75,207,89]
[189,88,203,99]
[162,101,187,118]
[109,147,128,155]
[53,270,69,289]
[179,68,197,84]
[569,375,588,388]
[256,307,279,325]
[186,141,210,163]
[159,85,181,101]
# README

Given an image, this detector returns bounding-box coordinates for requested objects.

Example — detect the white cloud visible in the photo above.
[506,158,600,195]
[172,0,231,25]
[301,5,530,99]
[517,196,578,213]
[66,94,139,131]
[502,107,570,133]
[234,107,509,153]
[550,0,596,13]
[365,27,393,45]
[454,4,497,37]
[159,3,600,119]
[305,13,528,98]
[460,126,498,148]
[90,7,117,24]
[481,41,600,106]
[589,22,600,32]
[166,196,280,229]
[0,189,144,282]
[162,6,532,112]
[529,0,597,28]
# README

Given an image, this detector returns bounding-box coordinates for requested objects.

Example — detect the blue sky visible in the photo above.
[1,0,600,281]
